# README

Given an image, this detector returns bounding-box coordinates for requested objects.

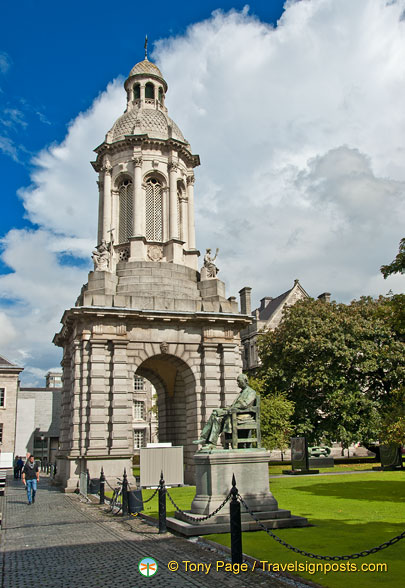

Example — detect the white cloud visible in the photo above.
[1,0,405,383]
[0,136,18,161]
[154,0,405,303]
[0,51,12,74]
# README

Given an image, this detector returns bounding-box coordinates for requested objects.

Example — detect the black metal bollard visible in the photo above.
[122,468,129,515]
[230,473,243,564]
[158,471,167,533]
[99,467,105,505]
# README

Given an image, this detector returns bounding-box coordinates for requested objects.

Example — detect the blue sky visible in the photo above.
[0,0,285,241]
[1,0,404,383]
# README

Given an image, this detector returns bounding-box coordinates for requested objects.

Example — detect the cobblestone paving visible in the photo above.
[0,476,313,588]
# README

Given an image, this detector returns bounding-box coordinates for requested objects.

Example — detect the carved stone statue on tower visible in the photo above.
[201,247,219,279]
[92,239,111,271]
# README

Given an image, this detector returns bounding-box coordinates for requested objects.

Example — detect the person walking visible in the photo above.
[14,456,19,479]
[22,455,39,505]
[17,456,24,479]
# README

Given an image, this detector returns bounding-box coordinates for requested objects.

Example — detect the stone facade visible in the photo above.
[0,354,23,459]
[54,56,251,490]
[14,374,62,463]
[240,280,331,371]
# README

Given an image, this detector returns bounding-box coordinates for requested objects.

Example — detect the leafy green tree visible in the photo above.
[249,376,294,451]
[256,296,405,448]
[379,387,405,446]
[380,238,405,278]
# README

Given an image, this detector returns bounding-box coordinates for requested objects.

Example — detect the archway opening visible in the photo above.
[135,353,197,482]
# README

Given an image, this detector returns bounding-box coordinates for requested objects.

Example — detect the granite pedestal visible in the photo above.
[166,448,309,536]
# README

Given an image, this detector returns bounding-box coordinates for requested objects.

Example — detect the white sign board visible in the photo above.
[0,453,14,468]
[140,446,184,487]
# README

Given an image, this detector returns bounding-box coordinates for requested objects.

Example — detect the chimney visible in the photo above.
[239,287,252,315]
[318,292,331,303]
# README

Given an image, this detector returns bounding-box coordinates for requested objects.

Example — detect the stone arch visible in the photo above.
[143,169,168,187]
[134,352,197,483]
[113,171,133,189]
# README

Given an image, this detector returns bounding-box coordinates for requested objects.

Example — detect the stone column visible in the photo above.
[168,162,178,240]
[109,340,132,454]
[58,346,74,455]
[102,162,112,242]
[180,196,188,244]
[140,83,145,107]
[80,334,90,456]
[133,156,143,236]
[187,175,196,249]
[111,189,119,244]
[70,340,82,456]
[87,340,109,454]
[97,177,104,245]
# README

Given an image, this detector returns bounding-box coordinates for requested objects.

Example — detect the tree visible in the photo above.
[380,238,405,278]
[379,387,405,446]
[249,377,294,451]
[256,296,405,448]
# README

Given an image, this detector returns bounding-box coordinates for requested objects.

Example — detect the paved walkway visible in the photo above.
[0,475,312,588]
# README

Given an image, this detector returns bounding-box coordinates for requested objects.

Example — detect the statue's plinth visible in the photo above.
[166,449,309,536]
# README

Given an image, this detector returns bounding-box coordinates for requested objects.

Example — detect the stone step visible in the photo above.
[166,514,310,536]
[175,508,293,525]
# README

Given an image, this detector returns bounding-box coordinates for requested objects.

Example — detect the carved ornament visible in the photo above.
[147,245,164,262]
[160,342,169,354]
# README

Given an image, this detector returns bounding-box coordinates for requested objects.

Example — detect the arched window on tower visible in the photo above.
[158,87,163,104]
[145,83,155,100]
[145,177,163,241]
[118,178,134,243]
[133,83,140,100]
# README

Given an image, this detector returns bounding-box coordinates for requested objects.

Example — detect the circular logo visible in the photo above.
[138,557,158,577]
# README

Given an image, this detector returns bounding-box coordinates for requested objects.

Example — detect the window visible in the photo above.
[0,423,3,443]
[134,375,145,391]
[133,401,145,420]
[145,82,155,99]
[134,429,145,449]
[145,178,163,241]
[133,83,140,100]
[0,388,4,407]
[118,178,134,243]
[158,87,163,103]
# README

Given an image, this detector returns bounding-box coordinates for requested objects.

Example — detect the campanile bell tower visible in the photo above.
[54,50,251,491]
[93,49,199,270]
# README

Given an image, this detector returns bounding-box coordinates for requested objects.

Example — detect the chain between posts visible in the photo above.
[166,489,231,522]
[237,493,405,561]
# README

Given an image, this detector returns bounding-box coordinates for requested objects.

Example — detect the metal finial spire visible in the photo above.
[144,35,148,60]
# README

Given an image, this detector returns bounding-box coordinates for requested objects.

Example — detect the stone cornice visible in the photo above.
[91,136,200,172]
[53,306,251,346]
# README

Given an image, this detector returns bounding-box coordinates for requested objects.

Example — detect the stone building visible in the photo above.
[14,373,62,463]
[240,280,331,371]
[0,354,23,464]
[132,374,158,450]
[53,52,250,490]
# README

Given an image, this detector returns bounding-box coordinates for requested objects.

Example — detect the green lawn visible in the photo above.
[132,471,404,588]
[209,471,405,588]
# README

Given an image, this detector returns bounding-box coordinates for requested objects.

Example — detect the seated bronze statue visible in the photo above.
[193,374,258,449]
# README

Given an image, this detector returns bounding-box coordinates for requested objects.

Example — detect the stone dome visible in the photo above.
[129,59,165,80]
[110,108,185,142]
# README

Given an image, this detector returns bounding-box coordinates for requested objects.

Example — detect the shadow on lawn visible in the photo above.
[290,479,405,502]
